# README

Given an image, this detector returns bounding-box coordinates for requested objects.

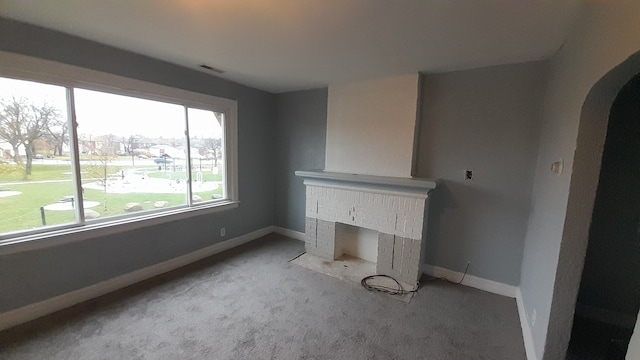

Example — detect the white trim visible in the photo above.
[0,202,239,255]
[422,264,517,298]
[0,226,271,331]
[516,288,538,360]
[272,226,306,241]
[0,51,238,112]
[224,104,239,202]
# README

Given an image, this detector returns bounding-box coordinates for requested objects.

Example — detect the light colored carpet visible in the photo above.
[0,234,526,360]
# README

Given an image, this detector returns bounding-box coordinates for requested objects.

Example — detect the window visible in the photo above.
[0,52,238,243]
[75,89,189,219]
[186,108,226,203]
[0,77,76,233]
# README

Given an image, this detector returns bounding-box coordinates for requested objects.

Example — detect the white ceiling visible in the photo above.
[0,1,579,93]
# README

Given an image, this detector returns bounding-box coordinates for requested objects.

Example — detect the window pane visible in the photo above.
[187,108,225,203]
[74,89,187,220]
[0,77,77,234]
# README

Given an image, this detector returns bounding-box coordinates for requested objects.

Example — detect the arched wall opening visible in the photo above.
[568,73,640,357]
[544,51,640,358]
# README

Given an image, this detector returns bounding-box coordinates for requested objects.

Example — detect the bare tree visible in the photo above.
[0,96,61,177]
[204,137,222,167]
[123,134,140,166]
[86,134,119,211]
[122,135,138,155]
[46,117,68,157]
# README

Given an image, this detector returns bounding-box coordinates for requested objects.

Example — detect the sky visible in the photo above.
[0,76,223,141]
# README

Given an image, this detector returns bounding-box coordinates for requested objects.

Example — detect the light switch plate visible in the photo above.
[551,159,563,175]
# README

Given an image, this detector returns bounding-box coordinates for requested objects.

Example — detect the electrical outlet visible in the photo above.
[220,227,226,237]
[531,309,537,327]
[465,170,473,181]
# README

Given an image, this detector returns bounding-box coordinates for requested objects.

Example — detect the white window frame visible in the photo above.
[0,51,239,254]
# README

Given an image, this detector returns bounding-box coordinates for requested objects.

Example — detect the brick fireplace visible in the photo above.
[295,170,437,284]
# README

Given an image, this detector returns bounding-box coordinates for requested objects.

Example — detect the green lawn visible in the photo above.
[0,165,224,235]
[0,164,75,182]
[0,182,76,233]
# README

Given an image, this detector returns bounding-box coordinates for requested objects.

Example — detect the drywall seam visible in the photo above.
[0,226,274,331]
[423,264,517,298]
[411,75,425,176]
[517,287,539,360]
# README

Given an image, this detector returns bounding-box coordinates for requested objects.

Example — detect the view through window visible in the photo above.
[75,89,189,219]
[0,75,230,237]
[0,77,75,233]
[187,107,225,203]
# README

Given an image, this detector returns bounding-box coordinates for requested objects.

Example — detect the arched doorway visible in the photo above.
[542,52,640,359]
[566,74,640,359]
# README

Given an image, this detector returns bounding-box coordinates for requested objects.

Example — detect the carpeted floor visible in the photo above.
[0,234,526,359]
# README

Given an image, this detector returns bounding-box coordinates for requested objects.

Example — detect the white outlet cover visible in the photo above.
[551,159,563,175]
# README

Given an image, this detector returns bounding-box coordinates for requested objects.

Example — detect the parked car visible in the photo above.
[34,154,44,159]
[154,156,173,164]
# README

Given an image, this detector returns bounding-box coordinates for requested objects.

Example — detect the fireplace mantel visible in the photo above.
[295,170,438,283]
[294,170,437,196]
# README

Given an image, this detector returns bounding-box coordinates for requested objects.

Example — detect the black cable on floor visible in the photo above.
[287,251,306,262]
[360,274,420,296]
[424,261,471,285]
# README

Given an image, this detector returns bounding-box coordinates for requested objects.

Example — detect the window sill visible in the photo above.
[0,200,239,255]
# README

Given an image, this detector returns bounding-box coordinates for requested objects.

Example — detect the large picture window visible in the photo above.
[0,53,238,243]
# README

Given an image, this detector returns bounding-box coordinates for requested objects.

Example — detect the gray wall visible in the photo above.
[629,313,640,360]
[274,89,328,232]
[0,18,276,312]
[518,4,640,358]
[415,62,547,285]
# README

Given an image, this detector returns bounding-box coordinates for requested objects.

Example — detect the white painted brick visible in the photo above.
[303,184,429,282]
[405,198,415,214]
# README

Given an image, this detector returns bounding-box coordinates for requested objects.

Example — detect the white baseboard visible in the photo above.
[575,303,638,329]
[516,288,538,360]
[272,226,306,242]
[0,226,273,331]
[422,264,517,298]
